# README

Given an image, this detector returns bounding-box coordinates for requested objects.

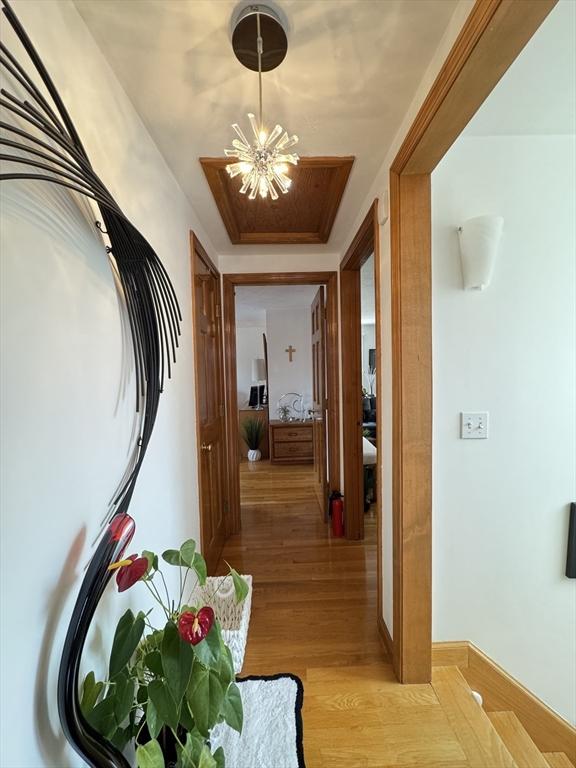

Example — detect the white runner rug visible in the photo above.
[211,674,305,768]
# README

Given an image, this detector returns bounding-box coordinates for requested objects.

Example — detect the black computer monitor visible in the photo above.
[368,348,376,373]
[248,385,266,408]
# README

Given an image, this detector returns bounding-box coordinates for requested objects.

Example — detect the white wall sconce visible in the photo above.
[457,215,504,290]
[378,188,389,226]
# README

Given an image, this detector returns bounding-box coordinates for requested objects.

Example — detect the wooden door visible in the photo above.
[311,286,328,518]
[191,234,227,573]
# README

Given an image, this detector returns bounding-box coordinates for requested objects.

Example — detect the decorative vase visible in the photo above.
[247,449,261,462]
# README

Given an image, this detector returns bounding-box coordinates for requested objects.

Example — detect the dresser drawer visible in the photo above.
[273,426,313,442]
[274,441,313,458]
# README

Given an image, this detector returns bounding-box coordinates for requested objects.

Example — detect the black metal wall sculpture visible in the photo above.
[0,1,181,765]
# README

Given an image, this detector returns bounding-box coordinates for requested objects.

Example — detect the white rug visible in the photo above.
[211,674,305,768]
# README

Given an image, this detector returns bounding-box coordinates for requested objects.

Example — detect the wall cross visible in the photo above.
[285,345,296,362]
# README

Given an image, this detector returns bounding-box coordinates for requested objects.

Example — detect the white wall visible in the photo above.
[219,252,340,274]
[266,308,313,418]
[431,134,576,723]
[0,1,212,765]
[236,325,266,406]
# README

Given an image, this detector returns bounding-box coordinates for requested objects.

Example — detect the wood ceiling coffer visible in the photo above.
[199,156,354,245]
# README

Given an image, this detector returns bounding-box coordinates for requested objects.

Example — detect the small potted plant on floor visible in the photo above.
[81,539,249,768]
[241,417,265,461]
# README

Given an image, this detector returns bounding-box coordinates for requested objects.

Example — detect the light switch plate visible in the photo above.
[461,412,489,439]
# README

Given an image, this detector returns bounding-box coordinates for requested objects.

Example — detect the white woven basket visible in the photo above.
[192,574,252,674]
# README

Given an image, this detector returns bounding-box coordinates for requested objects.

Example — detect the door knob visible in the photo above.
[201,442,212,452]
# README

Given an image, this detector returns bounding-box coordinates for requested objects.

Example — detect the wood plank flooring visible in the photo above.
[218,461,381,680]
[216,461,521,767]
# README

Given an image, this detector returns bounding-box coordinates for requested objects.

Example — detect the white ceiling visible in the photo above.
[235,284,318,326]
[73,0,459,256]
[464,0,576,137]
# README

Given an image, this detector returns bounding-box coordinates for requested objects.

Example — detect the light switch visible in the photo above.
[461,412,488,439]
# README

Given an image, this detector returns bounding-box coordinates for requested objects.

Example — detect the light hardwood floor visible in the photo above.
[217,461,572,768]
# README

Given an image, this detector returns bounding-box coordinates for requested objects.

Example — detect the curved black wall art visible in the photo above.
[0,1,181,765]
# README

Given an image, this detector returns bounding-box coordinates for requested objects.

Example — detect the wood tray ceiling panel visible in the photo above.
[199,156,354,245]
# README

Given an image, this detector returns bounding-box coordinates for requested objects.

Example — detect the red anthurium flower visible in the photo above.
[178,607,215,645]
[109,553,148,592]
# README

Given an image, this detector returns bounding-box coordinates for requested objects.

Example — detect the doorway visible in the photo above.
[222,272,340,532]
[234,283,319,512]
[189,233,229,573]
[387,1,556,683]
[340,202,381,543]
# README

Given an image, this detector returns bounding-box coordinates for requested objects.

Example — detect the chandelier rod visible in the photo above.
[256,11,263,132]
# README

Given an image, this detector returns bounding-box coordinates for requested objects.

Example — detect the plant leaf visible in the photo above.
[221,681,243,733]
[179,698,194,731]
[162,549,182,566]
[145,697,163,740]
[180,539,196,567]
[147,679,179,732]
[192,552,207,585]
[218,641,234,689]
[229,568,249,603]
[111,724,132,751]
[113,671,135,726]
[192,623,221,669]
[187,665,224,736]
[198,745,217,768]
[142,550,157,577]
[85,695,117,739]
[177,731,204,768]
[213,746,225,768]
[161,620,193,704]
[109,609,145,678]
[136,739,165,768]
[80,671,103,716]
[144,650,163,677]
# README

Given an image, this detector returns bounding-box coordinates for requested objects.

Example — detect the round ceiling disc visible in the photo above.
[232,5,288,72]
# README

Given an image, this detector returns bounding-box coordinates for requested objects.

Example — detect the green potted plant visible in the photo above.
[80,539,249,768]
[241,417,265,461]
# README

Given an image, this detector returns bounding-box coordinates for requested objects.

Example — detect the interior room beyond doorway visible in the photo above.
[235,284,321,511]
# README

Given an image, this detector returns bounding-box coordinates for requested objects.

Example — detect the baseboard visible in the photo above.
[432,641,576,762]
[377,615,393,659]
[431,640,469,668]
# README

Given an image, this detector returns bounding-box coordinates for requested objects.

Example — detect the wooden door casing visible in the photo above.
[222,271,340,536]
[385,0,556,682]
[311,286,328,518]
[190,233,227,574]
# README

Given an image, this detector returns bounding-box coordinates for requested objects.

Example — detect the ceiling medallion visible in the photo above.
[225,5,299,201]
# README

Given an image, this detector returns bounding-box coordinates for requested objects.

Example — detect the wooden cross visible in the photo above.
[285,345,296,362]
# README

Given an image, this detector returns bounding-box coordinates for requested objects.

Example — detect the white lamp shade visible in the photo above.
[458,215,503,290]
[251,358,266,382]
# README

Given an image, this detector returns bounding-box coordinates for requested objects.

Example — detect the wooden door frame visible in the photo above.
[340,201,380,545]
[189,231,229,568]
[222,272,340,534]
[388,0,556,682]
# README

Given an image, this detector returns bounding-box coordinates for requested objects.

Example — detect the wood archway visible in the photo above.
[387,0,556,682]
[222,271,340,534]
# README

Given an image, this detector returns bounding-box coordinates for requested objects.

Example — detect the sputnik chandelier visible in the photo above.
[225,4,299,200]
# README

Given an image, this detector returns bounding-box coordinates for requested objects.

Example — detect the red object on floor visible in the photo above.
[330,491,344,537]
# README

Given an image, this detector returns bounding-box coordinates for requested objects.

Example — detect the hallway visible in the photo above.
[217,462,471,767]
[219,460,381,678]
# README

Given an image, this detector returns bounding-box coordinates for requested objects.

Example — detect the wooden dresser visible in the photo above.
[269,420,313,464]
